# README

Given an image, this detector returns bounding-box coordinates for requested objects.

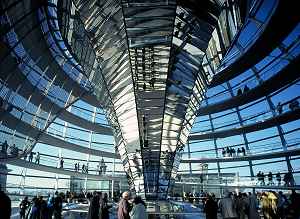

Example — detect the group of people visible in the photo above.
[204,191,260,219]
[87,191,148,219]
[23,152,108,175]
[74,159,107,175]
[87,192,111,219]
[203,190,300,219]
[259,190,300,219]
[25,152,40,164]
[0,140,19,156]
[236,85,250,96]
[222,146,246,157]
[116,191,147,219]
[25,151,65,169]
[75,163,90,173]
[97,158,107,175]
[257,171,295,186]
[0,190,111,219]
[276,99,299,115]
[19,192,63,219]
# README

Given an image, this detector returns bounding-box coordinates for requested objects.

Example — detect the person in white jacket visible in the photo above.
[129,196,148,219]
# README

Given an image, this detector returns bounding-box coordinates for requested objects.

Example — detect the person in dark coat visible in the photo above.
[53,192,63,219]
[29,197,40,219]
[88,191,100,219]
[19,196,30,219]
[39,196,48,219]
[0,191,11,219]
[117,191,130,219]
[99,193,112,219]
[204,194,218,219]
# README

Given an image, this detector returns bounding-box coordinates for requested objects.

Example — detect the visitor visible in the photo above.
[77,162,80,171]
[237,148,242,156]
[204,194,218,219]
[256,171,261,185]
[100,158,106,174]
[149,77,155,88]
[19,196,30,219]
[237,88,243,96]
[241,147,246,156]
[236,193,249,219]
[218,191,238,219]
[87,191,100,219]
[130,196,147,219]
[288,190,300,219]
[276,102,283,114]
[23,152,27,160]
[229,148,233,157]
[247,192,260,219]
[47,194,54,219]
[1,140,9,154]
[28,197,40,219]
[261,172,265,185]
[0,191,11,219]
[268,172,274,185]
[39,196,48,219]
[226,147,230,157]
[102,163,107,175]
[97,163,102,175]
[75,163,78,172]
[277,191,287,219]
[53,191,63,219]
[118,191,131,219]
[86,163,89,174]
[276,172,281,186]
[257,171,265,185]
[222,148,226,157]
[82,164,86,173]
[11,143,18,156]
[29,152,34,162]
[99,193,112,219]
[59,157,64,169]
[231,148,236,157]
[243,85,250,93]
[35,152,40,164]
[261,191,278,219]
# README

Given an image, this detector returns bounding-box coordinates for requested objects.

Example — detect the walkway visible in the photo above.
[6,158,122,181]
[175,181,300,190]
[1,70,112,135]
[1,111,119,159]
[198,54,300,115]
[181,147,300,163]
[2,2,100,107]
[209,0,300,87]
[191,107,300,140]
